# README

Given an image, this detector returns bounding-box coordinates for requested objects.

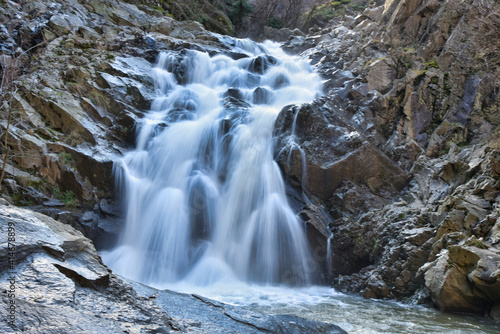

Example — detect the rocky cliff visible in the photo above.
[272,0,500,318]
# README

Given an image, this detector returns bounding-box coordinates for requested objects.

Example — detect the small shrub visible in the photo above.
[395,213,406,221]
[372,239,380,254]
[65,132,85,147]
[53,187,79,206]
[350,4,366,11]
[196,14,208,24]
[266,17,283,29]
[59,152,75,166]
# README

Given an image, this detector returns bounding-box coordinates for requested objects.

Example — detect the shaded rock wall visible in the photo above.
[273,0,500,318]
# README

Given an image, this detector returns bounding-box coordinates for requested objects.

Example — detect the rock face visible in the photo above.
[273,0,500,318]
[424,246,500,315]
[0,203,347,333]
[274,97,410,202]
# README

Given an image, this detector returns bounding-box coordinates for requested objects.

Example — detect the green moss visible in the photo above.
[424,60,439,69]
[53,188,79,207]
[155,5,166,13]
[366,179,380,193]
[380,124,392,138]
[59,152,75,166]
[88,91,108,109]
[349,3,366,11]
[65,81,87,95]
[14,176,50,195]
[196,13,208,24]
[79,43,93,50]
[372,238,380,255]
[466,239,488,249]
[395,213,406,221]
[355,234,365,246]
[35,129,55,141]
[10,193,33,206]
[439,148,450,155]
[65,132,85,147]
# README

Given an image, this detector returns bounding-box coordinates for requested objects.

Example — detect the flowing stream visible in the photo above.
[101,39,500,333]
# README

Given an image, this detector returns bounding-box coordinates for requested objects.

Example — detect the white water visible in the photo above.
[193,285,500,334]
[102,40,323,288]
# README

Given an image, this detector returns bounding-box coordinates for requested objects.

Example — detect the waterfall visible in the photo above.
[327,233,334,281]
[102,40,324,288]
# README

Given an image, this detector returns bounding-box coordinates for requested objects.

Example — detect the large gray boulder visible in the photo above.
[424,245,500,316]
[0,203,179,333]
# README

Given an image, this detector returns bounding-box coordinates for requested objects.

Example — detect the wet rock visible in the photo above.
[424,245,500,315]
[246,55,280,74]
[325,69,355,91]
[274,99,409,201]
[272,73,291,89]
[300,203,333,282]
[130,282,347,334]
[223,96,251,112]
[366,58,393,93]
[329,181,389,218]
[223,88,243,100]
[0,204,180,333]
[43,198,66,207]
[252,87,273,104]
[99,198,120,217]
[363,274,390,299]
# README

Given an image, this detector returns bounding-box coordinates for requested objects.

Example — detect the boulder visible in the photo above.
[366,58,393,93]
[0,203,178,333]
[424,245,500,315]
[274,100,409,201]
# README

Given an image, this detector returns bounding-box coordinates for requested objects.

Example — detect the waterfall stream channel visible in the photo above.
[101,39,500,334]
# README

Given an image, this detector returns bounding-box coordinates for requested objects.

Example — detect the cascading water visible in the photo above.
[102,39,323,288]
